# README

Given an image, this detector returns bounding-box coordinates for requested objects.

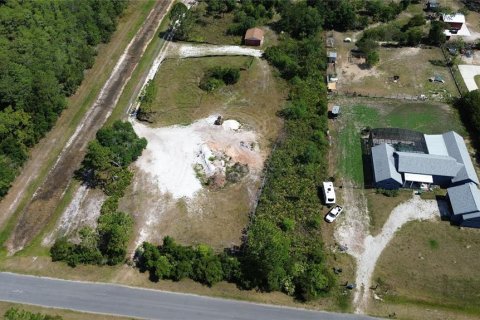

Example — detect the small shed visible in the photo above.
[327,82,337,92]
[244,28,264,46]
[327,51,337,63]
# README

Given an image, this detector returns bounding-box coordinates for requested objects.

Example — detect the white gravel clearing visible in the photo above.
[177,44,263,58]
[335,189,441,314]
[131,116,261,200]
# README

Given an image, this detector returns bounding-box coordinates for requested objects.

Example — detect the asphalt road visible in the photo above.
[0,273,379,320]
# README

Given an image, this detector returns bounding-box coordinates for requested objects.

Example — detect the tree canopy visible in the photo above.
[0,0,127,198]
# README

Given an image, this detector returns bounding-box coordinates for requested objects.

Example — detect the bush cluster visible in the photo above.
[199,67,241,92]
[136,237,237,286]
[4,308,62,320]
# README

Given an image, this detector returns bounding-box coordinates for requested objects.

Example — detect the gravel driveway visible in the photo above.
[458,64,480,91]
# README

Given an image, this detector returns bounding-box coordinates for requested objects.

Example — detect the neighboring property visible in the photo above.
[368,128,480,227]
[322,181,336,205]
[426,0,439,11]
[327,51,337,63]
[447,183,480,227]
[441,13,471,38]
[244,27,264,46]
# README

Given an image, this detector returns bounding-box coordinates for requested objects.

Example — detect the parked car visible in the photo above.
[325,204,343,223]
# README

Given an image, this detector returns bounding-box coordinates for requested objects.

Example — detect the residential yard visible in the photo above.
[330,97,466,187]
[337,46,458,99]
[371,221,480,319]
[366,190,413,236]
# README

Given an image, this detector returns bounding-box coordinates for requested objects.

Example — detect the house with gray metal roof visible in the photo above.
[371,143,403,189]
[447,183,480,228]
[369,129,480,227]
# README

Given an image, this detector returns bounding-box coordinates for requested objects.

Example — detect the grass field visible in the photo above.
[366,190,413,236]
[0,302,132,320]
[371,221,480,319]
[331,97,466,187]
[338,47,458,99]
[475,75,480,89]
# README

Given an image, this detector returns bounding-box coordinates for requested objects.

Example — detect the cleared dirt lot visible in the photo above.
[118,56,286,251]
[336,45,457,100]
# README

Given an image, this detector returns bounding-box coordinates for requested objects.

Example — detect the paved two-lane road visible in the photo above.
[0,272,378,320]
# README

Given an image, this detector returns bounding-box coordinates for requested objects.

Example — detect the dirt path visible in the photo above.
[335,187,441,314]
[4,0,174,254]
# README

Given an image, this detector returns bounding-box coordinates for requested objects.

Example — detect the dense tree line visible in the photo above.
[4,308,62,320]
[51,121,145,267]
[136,237,233,286]
[457,90,480,139]
[0,0,128,198]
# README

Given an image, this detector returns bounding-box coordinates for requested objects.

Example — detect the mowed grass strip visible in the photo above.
[333,98,466,187]
[373,220,480,317]
[475,75,480,90]
[366,190,412,236]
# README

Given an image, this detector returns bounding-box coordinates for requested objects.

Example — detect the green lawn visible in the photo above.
[333,98,466,187]
[372,221,480,318]
[475,75,480,90]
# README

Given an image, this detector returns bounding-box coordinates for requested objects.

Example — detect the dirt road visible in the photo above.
[3,0,174,254]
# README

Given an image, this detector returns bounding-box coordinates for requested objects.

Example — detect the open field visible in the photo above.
[0,302,132,320]
[119,55,287,251]
[371,221,480,319]
[366,190,413,236]
[330,97,466,187]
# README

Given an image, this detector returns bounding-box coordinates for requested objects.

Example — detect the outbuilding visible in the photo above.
[244,28,264,46]
[327,51,337,63]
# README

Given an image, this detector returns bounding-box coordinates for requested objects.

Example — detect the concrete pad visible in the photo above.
[458,64,480,91]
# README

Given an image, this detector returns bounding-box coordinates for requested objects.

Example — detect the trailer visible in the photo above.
[322,181,336,205]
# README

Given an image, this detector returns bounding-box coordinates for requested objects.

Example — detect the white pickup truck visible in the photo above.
[324,204,343,223]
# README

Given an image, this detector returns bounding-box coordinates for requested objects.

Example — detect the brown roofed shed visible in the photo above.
[244,28,264,46]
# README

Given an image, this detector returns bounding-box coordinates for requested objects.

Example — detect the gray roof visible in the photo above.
[327,51,337,58]
[372,144,402,184]
[448,183,480,216]
[396,152,462,177]
[443,131,479,185]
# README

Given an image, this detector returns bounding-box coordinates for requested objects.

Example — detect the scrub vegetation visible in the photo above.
[50,121,146,267]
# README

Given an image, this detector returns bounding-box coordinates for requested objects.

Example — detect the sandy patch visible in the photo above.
[42,185,106,246]
[132,115,262,200]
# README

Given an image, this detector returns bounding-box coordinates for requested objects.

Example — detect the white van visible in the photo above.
[322,181,336,205]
